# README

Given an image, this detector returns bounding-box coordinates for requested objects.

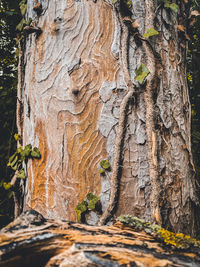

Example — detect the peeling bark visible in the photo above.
[17,0,200,235]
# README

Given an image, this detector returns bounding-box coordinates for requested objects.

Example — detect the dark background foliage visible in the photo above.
[0,0,21,226]
[187,1,200,178]
[0,0,199,228]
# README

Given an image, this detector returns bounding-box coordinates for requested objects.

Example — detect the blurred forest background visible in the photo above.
[0,0,200,227]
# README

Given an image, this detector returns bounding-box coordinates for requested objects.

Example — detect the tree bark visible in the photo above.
[0,210,200,267]
[18,0,200,235]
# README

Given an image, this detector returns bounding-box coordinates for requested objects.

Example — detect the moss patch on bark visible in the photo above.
[117,215,200,249]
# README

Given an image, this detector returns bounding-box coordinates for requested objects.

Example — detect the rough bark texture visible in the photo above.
[18,0,200,235]
[0,210,200,267]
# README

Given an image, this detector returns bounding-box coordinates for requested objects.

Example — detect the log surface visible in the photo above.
[0,210,200,266]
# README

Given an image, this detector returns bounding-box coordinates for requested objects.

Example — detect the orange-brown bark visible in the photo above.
[0,211,200,267]
[18,0,200,235]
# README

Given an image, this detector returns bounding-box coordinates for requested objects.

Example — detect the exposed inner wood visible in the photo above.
[0,211,200,267]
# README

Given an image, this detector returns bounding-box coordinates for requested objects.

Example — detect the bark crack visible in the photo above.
[98,3,136,226]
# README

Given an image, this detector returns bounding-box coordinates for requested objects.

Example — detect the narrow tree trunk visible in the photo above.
[18,0,199,235]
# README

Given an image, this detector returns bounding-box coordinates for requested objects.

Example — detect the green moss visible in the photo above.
[158,228,200,249]
[117,215,160,234]
[164,2,178,13]
[117,215,200,249]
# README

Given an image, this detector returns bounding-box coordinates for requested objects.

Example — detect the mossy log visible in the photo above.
[0,210,200,266]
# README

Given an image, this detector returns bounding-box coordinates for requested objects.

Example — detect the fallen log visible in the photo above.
[0,210,200,266]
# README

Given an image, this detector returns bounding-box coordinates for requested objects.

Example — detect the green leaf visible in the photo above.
[31,147,41,159]
[88,199,99,210]
[75,201,88,222]
[26,18,32,26]
[17,168,26,179]
[100,160,111,170]
[164,3,178,12]
[16,146,23,154]
[16,18,26,31]
[19,0,27,7]
[112,0,118,3]
[25,144,32,151]
[8,153,17,165]
[86,193,96,201]
[14,133,19,141]
[144,28,159,39]
[20,144,32,161]
[76,210,82,223]
[87,193,100,210]
[76,201,88,211]
[125,0,132,8]
[3,182,12,190]
[16,18,32,32]
[135,63,150,84]
[8,191,13,199]
[7,153,19,170]
[20,4,27,16]
[98,168,105,174]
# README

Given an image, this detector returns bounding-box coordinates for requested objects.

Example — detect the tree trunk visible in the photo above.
[17,0,199,235]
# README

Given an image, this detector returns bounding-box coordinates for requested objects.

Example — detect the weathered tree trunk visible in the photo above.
[17,0,200,235]
[0,211,200,267]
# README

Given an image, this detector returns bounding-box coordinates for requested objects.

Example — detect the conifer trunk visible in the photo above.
[18,0,200,235]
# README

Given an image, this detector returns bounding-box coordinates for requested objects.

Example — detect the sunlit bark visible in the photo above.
[17,0,199,235]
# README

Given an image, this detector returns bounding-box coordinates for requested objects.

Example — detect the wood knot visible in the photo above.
[52,17,62,32]
[72,89,79,96]
[54,17,62,23]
